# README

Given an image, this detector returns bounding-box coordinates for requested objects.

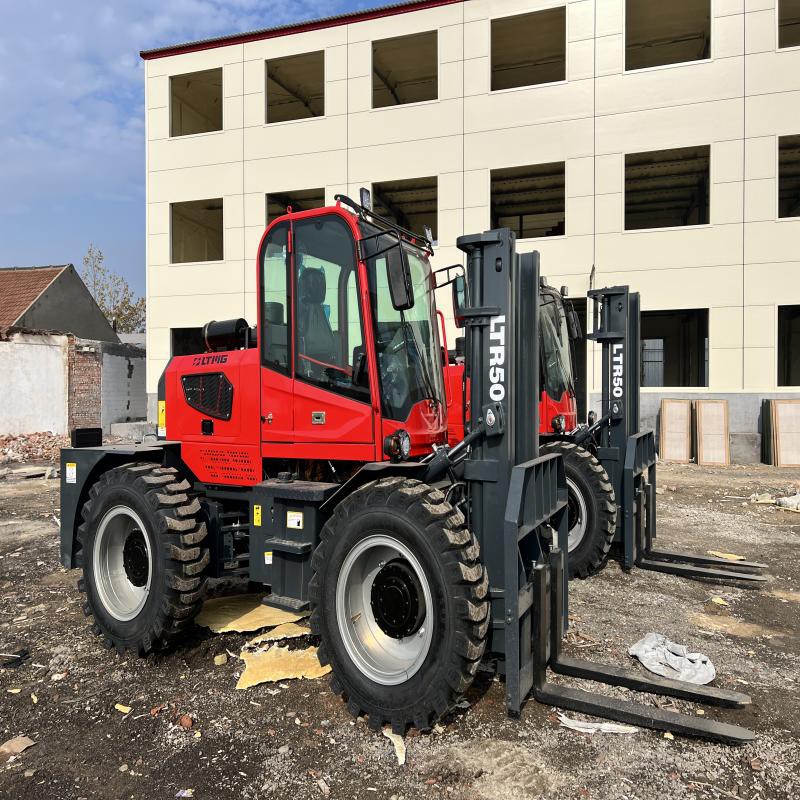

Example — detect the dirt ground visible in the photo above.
[1,463,799,800]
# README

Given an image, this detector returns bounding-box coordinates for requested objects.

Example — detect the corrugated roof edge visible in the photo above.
[140,0,462,60]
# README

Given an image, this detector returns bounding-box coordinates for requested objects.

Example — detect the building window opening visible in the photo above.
[170,68,222,137]
[626,0,711,71]
[371,176,438,241]
[779,134,800,219]
[266,188,325,226]
[491,7,566,91]
[171,328,205,357]
[372,30,437,109]
[171,199,223,264]
[625,145,710,231]
[266,50,325,123]
[778,305,800,386]
[779,0,800,49]
[641,308,708,387]
[490,162,566,238]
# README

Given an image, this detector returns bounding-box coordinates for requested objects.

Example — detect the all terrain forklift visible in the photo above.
[60,197,754,742]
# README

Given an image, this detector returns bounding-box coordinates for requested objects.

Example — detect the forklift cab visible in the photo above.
[257,197,447,463]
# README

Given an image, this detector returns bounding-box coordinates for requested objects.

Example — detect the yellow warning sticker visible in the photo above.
[287,510,304,530]
[254,505,262,527]
[157,401,166,438]
[66,462,77,484]
[264,551,273,565]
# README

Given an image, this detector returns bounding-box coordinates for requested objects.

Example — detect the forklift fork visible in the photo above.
[504,455,755,745]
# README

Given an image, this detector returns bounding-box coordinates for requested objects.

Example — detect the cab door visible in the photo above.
[259,221,295,443]
[291,214,375,451]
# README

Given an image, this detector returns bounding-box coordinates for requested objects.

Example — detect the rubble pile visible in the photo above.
[0,432,69,465]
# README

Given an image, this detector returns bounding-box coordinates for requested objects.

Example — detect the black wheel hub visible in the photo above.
[123,530,149,587]
[370,560,425,639]
[567,489,581,530]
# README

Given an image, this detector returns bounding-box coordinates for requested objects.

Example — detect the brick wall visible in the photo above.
[68,339,102,430]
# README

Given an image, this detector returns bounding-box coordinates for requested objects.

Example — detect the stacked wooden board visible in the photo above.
[762,399,800,467]
[658,398,730,465]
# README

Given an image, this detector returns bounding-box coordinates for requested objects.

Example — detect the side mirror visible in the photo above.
[567,307,582,341]
[452,274,466,328]
[386,243,414,311]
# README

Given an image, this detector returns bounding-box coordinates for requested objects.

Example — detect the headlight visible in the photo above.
[587,410,597,426]
[383,429,411,461]
[551,415,566,434]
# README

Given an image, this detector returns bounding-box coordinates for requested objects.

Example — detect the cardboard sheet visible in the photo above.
[696,399,729,466]
[245,623,309,648]
[236,645,330,689]
[659,399,692,462]
[195,595,306,634]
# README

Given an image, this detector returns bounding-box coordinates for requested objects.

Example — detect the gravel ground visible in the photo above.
[0,463,798,800]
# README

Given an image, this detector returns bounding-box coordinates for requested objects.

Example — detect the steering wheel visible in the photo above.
[381,352,410,411]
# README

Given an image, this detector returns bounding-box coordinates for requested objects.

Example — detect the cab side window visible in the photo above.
[293,215,370,402]
[261,221,290,374]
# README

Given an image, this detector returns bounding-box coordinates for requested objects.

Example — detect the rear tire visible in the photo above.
[540,442,617,579]
[309,477,489,733]
[77,463,209,655]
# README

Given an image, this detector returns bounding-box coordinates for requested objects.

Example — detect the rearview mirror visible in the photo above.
[567,307,582,341]
[452,274,466,328]
[386,243,414,311]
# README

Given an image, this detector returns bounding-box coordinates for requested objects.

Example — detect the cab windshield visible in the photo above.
[363,230,444,421]
[540,294,575,400]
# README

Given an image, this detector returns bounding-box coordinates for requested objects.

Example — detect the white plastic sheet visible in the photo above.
[629,632,715,685]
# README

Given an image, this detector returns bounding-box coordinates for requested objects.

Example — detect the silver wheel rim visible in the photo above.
[566,477,588,553]
[92,506,152,621]
[336,534,434,686]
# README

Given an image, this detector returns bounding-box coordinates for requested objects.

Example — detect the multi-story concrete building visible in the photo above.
[142,0,800,459]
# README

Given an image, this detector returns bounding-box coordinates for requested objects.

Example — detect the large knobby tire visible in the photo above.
[76,463,209,655]
[540,442,617,579]
[309,477,489,734]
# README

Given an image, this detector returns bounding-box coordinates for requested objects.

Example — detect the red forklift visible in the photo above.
[60,196,754,742]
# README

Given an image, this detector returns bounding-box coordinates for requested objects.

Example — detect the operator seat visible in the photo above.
[297,267,338,374]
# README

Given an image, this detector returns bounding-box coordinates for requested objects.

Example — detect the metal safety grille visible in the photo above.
[181,372,233,420]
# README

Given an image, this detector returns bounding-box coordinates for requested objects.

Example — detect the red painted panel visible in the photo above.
[292,379,375,444]
[381,399,447,457]
[261,367,295,442]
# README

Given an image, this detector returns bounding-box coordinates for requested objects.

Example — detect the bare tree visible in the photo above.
[81,244,145,333]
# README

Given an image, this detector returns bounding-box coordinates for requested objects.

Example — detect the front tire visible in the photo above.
[540,442,617,579]
[309,477,489,733]
[77,463,209,655]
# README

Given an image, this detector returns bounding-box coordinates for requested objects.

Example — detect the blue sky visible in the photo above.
[0,0,367,296]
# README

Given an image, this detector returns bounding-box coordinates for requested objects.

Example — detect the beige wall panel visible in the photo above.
[326,44,348,83]
[711,306,744,348]
[244,193,267,228]
[348,75,372,114]
[744,136,776,180]
[148,203,169,236]
[145,45,242,78]
[714,12,745,59]
[325,78,349,116]
[440,60,464,100]
[744,219,800,263]
[243,93,265,127]
[566,195,594,235]
[595,0,623,37]
[149,162,243,204]
[244,227,265,273]
[744,0,772,11]
[347,40,371,79]
[465,117,593,170]
[747,49,800,96]
[464,56,490,95]
[744,178,776,221]
[438,208,463,245]
[746,90,800,137]
[149,130,241,173]
[349,136,463,184]
[439,21,464,62]
[148,292,245,332]
[243,59,264,95]
[568,156,594,196]
[744,8,776,54]
[149,233,170,268]
[594,153,623,193]
[439,171,464,210]
[745,262,800,304]
[464,204,490,233]
[148,107,169,141]
[568,0,594,41]
[147,75,168,109]
[150,260,245,298]
[545,271,594,299]
[744,304,777,348]
[597,58,743,117]
[595,99,743,155]
[594,192,621,233]
[242,26,347,62]
[569,39,595,81]
[463,20,489,58]
[712,181,744,224]
[713,139,745,183]
[595,34,623,76]
[527,234,594,275]
[347,4,461,43]
[223,62,244,97]
[709,347,742,389]
[717,0,745,14]
[224,95,244,129]
[464,168,489,207]
[465,79,592,134]
[743,347,776,388]
[244,115,347,160]
[223,230,245,264]
[244,150,347,195]
[223,194,245,231]
[467,0,565,21]
[349,99,461,149]
[606,224,743,271]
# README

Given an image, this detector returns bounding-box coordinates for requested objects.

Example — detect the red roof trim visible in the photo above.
[140,0,463,60]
